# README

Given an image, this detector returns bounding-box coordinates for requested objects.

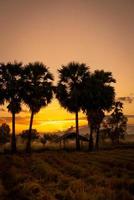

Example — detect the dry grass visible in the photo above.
[0,149,134,200]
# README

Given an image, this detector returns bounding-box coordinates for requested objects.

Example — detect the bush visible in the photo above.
[20,129,39,141]
[0,123,10,145]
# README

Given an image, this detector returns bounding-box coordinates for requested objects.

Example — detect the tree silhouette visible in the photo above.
[2,62,22,153]
[21,129,39,142]
[0,123,10,145]
[56,62,90,150]
[82,70,115,151]
[107,101,127,144]
[22,62,54,153]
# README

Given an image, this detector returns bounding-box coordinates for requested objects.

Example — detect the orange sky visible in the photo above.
[0,0,134,133]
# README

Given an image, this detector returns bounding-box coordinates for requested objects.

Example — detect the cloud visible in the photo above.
[0,116,26,124]
[126,115,134,118]
[117,96,134,103]
[0,116,40,125]
[65,117,87,121]
[42,117,87,122]
[0,108,6,112]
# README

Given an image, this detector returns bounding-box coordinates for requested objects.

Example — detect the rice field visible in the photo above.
[0,149,134,200]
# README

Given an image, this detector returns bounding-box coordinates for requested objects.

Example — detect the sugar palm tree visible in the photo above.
[2,62,22,153]
[22,62,54,153]
[56,62,90,150]
[82,70,115,151]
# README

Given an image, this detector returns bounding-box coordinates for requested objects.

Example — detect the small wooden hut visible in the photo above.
[54,132,89,149]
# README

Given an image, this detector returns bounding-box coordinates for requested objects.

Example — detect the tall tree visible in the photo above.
[2,62,22,153]
[56,62,90,150]
[82,70,115,151]
[107,101,127,144]
[22,62,54,153]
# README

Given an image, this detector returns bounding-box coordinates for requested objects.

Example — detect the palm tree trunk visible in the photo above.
[75,111,80,151]
[88,125,94,151]
[26,111,34,153]
[87,113,94,151]
[117,124,120,145]
[95,126,100,151]
[11,112,17,153]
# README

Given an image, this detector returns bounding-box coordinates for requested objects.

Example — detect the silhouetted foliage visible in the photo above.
[1,62,22,153]
[43,134,59,141]
[0,123,10,144]
[40,134,60,146]
[106,101,128,144]
[56,62,90,150]
[22,62,54,153]
[21,129,39,141]
[0,60,120,154]
[82,70,116,151]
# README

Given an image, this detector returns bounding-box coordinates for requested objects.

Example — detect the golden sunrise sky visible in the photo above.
[0,0,134,133]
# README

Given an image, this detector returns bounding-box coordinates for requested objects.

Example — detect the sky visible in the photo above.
[0,0,134,133]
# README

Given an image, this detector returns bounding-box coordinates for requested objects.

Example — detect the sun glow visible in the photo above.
[0,100,88,134]
[38,119,88,133]
[1,98,134,134]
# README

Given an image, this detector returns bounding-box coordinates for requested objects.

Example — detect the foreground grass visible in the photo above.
[0,149,134,200]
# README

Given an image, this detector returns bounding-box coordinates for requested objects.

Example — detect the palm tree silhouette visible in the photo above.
[2,62,22,153]
[82,70,115,151]
[22,62,54,153]
[56,62,90,150]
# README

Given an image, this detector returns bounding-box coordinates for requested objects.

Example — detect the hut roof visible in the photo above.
[54,132,89,143]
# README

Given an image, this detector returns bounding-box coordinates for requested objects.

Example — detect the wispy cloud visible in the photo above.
[117,95,134,103]
[0,116,40,125]
[42,117,87,122]
[125,115,134,118]
[0,108,6,112]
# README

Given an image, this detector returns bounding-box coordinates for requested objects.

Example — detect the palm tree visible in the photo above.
[56,62,90,150]
[22,62,54,153]
[82,70,115,151]
[2,62,22,153]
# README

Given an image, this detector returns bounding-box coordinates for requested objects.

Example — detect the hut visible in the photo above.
[54,131,89,149]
